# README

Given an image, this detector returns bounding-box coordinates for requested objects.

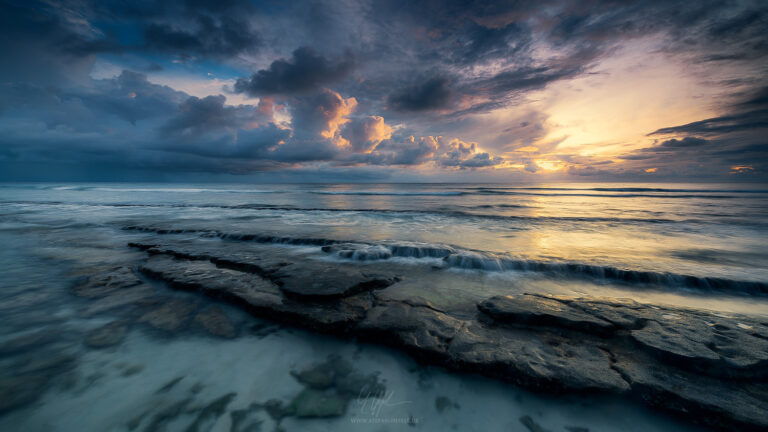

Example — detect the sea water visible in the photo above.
[2,182,766,431]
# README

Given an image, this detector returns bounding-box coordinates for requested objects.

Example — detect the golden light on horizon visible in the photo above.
[535,160,565,171]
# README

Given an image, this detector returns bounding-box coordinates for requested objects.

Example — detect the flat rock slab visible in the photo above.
[139,255,374,332]
[478,294,616,335]
[358,301,462,354]
[129,241,289,279]
[274,264,400,300]
[479,294,768,380]
[139,255,282,296]
[132,242,402,300]
[448,321,629,393]
[613,351,768,431]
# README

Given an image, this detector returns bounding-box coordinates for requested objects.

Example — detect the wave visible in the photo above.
[5,200,764,227]
[461,186,768,194]
[123,225,768,295]
[41,186,279,193]
[468,189,738,199]
[310,190,465,196]
[310,189,744,198]
[4,200,719,226]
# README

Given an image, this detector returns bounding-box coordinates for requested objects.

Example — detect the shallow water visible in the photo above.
[1,182,766,431]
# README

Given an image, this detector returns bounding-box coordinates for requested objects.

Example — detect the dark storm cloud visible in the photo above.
[81,71,188,125]
[234,47,354,96]
[658,137,708,148]
[143,15,259,58]
[0,70,185,132]
[447,21,532,65]
[0,0,261,62]
[649,84,768,142]
[649,110,768,136]
[478,66,582,95]
[737,86,768,108]
[387,77,452,112]
[622,85,768,179]
[162,95,246,136]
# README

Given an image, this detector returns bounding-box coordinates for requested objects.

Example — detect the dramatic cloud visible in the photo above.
[364,136,439,166]
[1,0,767,181]
[234,47,354,96]
[341,116,394,153]
[437,139,504,169]
[388,77,453,112]
[143,16,259,58]
[658,137,708,148]
[650,110,768,136]
[289,89,357,140]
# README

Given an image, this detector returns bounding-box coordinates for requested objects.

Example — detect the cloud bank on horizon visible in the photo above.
[0,0,766,182]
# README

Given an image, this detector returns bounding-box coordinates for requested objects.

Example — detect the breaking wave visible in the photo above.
[123,225,768,295]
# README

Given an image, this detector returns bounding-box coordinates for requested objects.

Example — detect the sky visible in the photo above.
[0,0,766,183]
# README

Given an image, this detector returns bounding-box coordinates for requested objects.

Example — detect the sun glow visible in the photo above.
[535,160,565,171]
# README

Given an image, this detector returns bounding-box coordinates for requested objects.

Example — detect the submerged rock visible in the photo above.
[0,375,49,413]
[258,355,387,424]
[84,320,128,348]
[73,267,143,299]
[81,283,156,317]
[139,298,197,333]
[193,306,237,338]
[0,349,76,414]
[0,329,60,355]
[434,396,459,413]
[519,415,552,432]
[284,389,347,418]
[186,392,236,432]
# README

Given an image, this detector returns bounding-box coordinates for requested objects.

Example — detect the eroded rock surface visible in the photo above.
[479,294,768,380]
[124,242,768,431]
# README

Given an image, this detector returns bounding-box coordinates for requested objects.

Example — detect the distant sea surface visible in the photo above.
[3,182,768,294]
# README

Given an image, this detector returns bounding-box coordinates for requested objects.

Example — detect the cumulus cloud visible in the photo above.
[162,95,257,137]
[341,116,394,153]
[434,138,504,169]
[363,136,439,166]
[289,88,357,141]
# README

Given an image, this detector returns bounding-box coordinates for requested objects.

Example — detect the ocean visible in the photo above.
[1,182,766,431]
